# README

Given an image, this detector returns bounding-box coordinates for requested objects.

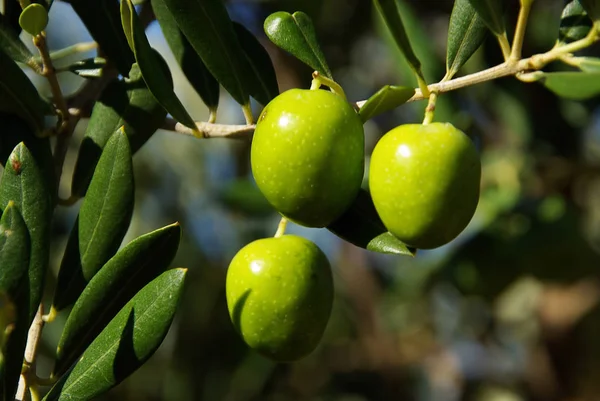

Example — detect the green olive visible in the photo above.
[369,122,481,249]
[251,89,364,227]
[226,235,333,362]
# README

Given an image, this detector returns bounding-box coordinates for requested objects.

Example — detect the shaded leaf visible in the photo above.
[53,130,135,311]
[70,63,166,198]
[0,13,36,68]
[1,0,22,34]
[43,269,187,401]
[151,0,219,110]
[0,54,52,134]
[121,0,196,129]
[0,202,30,401]
[54,223,181,376]
[466,0,506,35]
[540,71,600,100]
[0,142,53,323]
[559,0,593,43]
[373,0,426,85]
[219,179,274,217]
[233,22,279,106]
[264,11,332,79]
[66,0,135,76]
[327,189,416,256]
[358,85,414,123]
[64,57,106,78]
[19,3,48,36]
[580,0,600,22]
[158,0,251,105]
[446,0,488,79]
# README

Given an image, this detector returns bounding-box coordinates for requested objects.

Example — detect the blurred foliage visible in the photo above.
[6,0,600,400]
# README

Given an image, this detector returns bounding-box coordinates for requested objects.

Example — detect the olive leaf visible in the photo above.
[264,11,332,79]
[151,0,219,111]
[0,13,37,69]
[373,0,427,87]
[70,63,166,198]
[121,0,196,130]
[446,0,488,79]
[580,0,600,22]
[233,22,279,106]
[66,0,135,76]
[219,178,274,217]
[466,0,506,36]
[18,3,48,36]
[43,269,187,401]
[327,189,416,256]
[540,71,600,100]
[358,85,414,123]
[54,223,181,376]
[63,57,107,78]
[53,130,135,311]
[577,57,600,72]
[559,0,593,43]
[157,0,251,106]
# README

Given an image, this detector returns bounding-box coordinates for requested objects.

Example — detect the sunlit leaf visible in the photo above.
[358,85,414,122]
[541,71,600,100]
[64,57,106,78]
[18,3,48,36]
[466,0,506,35]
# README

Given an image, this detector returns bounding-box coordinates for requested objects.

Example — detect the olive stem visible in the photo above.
[422,92,438,125]
[311,71,348,101]
[274,217,288,238]
[310,77,322,90]
[208,109,217,124]
[510,0,533,61]
[242,103,254,125]
[497,32,512,61]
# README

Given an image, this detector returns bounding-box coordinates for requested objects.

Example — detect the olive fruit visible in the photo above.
[226,235,333,362]
[251,89,364,227]
[369,122,481,249]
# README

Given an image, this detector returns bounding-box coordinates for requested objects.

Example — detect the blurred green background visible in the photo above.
[16,0,600,400]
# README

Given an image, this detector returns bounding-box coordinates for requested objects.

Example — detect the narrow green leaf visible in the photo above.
[233,23,279,106]
[327,189,416,256]
[541,71,600,100]
[559,0,593,43]
[219,178,274,217]
[0,142,53,323]
[64,57,106,78]
[158,0,251,105]
[121,0,196,129]
[70,63,166,198]
[446,0,488,79]
[0,54,52,134]
[43,269,187,401]
[466,0,506,35]
[577,57,600,72]
[54,223,181,376]
[0,13,36,67]
[151,0,219,110]
[264,11,332,79]
[53,130,135,311]
[358,85,414,123]
[18,3,48,36]
[580,0,600,22]
[66,0,134,76]
[0,202,30,401]
[373,0,426,85]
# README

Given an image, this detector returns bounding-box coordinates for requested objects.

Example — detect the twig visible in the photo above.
[164,119,256,139]
[16,306,45,401]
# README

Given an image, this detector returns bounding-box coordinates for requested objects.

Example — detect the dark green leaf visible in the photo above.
[1,0,22,34]
[70,63,166,198]
[66,0,134,76]
[219,179,274,217]
[327,189,415,256]
[18,3,48,36]
[121,0,196,129]
[64,57,106,78]
[373,0,426,85]
[0,54,52,134]
[54,223,181,376]
[158,0,251,105]
[559,0,593,43]
[53,130,135,311]
[446,0,488,79]
[264,11,332,79]
[0,13,36,68]
[577,57,600,71]
[466,0,506,35]
[151,0,219,110]
[43,268,187,401]
[541,71,600,99]
[0,142,53,323]
[233,23,279,106]
[0,202,30,401]
[580,0,600,22]
[358,85,414,123]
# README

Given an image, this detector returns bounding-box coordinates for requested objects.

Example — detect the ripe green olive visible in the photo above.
[226,235,333,362]
[251,89,364,228]
[369,122,481,249]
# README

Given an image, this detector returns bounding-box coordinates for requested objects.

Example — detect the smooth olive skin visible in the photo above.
[369,123,481,249]
[226,235,333,362]
[251,89,364,228]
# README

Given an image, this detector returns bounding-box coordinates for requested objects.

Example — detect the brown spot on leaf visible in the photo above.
[10,156,22,174]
